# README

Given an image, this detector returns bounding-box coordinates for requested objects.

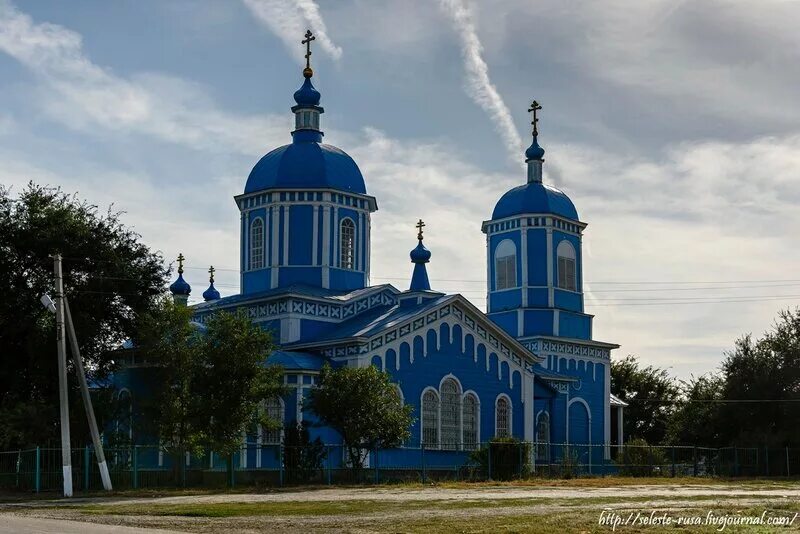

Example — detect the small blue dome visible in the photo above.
[169,273,191,296]
[410,241,431,263]
[202,282,220,302]
[525,136,545,161]
[293,77,321,107]
[492,182,579,220]
[245,142,367,194]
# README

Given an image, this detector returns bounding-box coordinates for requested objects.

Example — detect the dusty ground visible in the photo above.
[2,481,799,533]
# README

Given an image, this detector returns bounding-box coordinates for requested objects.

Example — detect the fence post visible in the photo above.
[518,443,523,479]
[734,446,739,477]
[279,444,284,487]
[765,447,769,477]
[421,444,426,484]
[786,447,790,477]
[132,446,138,489]
[84,446,90,492]
[671,447,676,478]
[374,445,379,485]
[35,447,41,493]
[326,445,332,486]
[488,443,492,480]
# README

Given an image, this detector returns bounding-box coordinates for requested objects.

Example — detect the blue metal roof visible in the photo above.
[266,350,326,371]
[192,284,397,311]
[245,141,367,195]
[492,182,578,220]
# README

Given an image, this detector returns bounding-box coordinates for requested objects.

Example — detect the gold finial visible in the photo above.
[528,100,542,137]
[177,253,185,274]
[416,219,426,241]
[302,29,316,78]
[208,265,215,284]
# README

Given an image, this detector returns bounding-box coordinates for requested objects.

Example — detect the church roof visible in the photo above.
[266,350,325,371]
[492,182,578,220]
[245,142,367,195]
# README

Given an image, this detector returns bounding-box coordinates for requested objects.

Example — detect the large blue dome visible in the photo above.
[492,182,578,220]
[245,142,367,194]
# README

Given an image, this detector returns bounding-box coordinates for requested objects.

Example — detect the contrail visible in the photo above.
[438,0,524,165]
[243,0,342,62]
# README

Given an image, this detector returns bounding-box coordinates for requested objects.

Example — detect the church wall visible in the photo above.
[288,205,313,265]
[521,309,556,337]
[372,323,527,447]
[526,229,548,286]
[487,309,518,337]
[558,310,591,339]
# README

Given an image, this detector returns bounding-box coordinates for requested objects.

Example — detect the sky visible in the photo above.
[1,0,799,379]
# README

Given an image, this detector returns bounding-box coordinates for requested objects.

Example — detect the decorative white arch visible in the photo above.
[567,396,592,445]
[420,387,440,449]
[462,389,481,449]
[494,393,513,438]
[249,217,265,270]
[494,239,517,290]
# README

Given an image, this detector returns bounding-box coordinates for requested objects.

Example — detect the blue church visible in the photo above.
[120,34,624,471]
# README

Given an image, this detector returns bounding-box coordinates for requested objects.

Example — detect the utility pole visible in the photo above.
[53,254,73,497]
[64,298,113,491]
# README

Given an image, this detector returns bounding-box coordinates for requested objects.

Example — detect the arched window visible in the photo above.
[495,396,511,438]
[340,218,355,270]
[260,397,284,445]
[421,389,439,448]
[536,411,550,461]
[250,218,265,270]
[440,378,461,450]
[557,240,577,291]
[495,239,517,290]
[462,393,479,450]
[116,389,133,442]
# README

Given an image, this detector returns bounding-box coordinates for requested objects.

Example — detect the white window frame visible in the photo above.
[439,377,462,451]
[250,217,265,270]
[556,240,577,291]
[339,218,356,270]
[462,391,480,450]
[494,239,517,290]
[494,394,512,438]
[420,387,440,449]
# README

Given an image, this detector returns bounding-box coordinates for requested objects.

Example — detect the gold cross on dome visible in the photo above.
[208,265,215,283]
[416,219,426,241]
[177,253,185,274]
[528,100,542,136]
[302,29,316,70]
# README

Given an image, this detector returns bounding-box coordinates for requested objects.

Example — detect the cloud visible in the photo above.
[0,0,285,155]
[437,0,524,165]
[242,0,342,62]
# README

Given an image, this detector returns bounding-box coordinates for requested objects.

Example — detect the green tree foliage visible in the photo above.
[666,374,724,447]
[716,309,800,446]
[283,420,327,483]
[611,355,679,444]
[133,299,285,458]
[306,364,414,470]
[0,184,167,449]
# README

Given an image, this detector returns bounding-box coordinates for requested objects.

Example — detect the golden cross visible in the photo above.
[416,219,426,241]
[302,29,316,70]
[208,265,215,283]
[177,252,185,274]
[528,100,542,137]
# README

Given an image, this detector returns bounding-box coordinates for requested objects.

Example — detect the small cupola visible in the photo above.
[409,219,432,291]
[291,30,324,144]
[525,100,545,183]
[202,265,220,302]
[169,253,191,306]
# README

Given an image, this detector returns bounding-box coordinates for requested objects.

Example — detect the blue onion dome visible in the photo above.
[410,241,431,263]
[492,182,579,220]
[245,143,366,194]
[169,274,191,296]
[293,77,321,107]
[202,265,220,302]
[525,136,545,161]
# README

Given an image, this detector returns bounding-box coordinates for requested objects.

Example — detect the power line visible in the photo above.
[620,398,800,404]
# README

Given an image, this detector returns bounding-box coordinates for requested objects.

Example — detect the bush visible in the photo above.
[469,438,531,480]
[283,420,327,483]
[618,438,668,476]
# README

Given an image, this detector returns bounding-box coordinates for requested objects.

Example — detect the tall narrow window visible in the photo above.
[494,239,517,290]
[421,389,439,448]
[462,393,479,450]
[557,240,577,291]
[261,398,283,445]
[250,218,264,270]
[440,379,461,450]
[536,411,550,461]
[340,218,355,269]
[495,396,511,438]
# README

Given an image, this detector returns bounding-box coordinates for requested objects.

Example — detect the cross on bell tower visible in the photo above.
[208,265,215,284]
[177,252,185,274]
[416,219,426,241]
[528,100,542,137]
[302,29,316,78]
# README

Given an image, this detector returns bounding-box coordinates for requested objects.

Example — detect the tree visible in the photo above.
[665,374,724,447]
[716,309,800,446]
[611,355,679,445]
[0,183,167,449]
[306,364,414,471]
[133,299,285,459]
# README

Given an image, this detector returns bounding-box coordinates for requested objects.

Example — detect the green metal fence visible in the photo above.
[0,443,796,493]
